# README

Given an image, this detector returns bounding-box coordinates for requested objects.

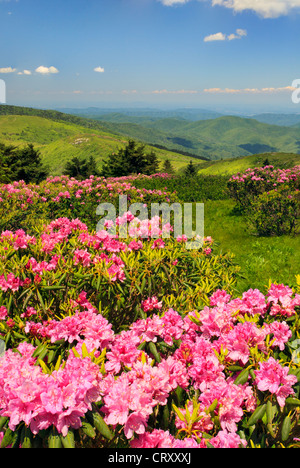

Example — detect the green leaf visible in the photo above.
[81,420,96,439]
[234,369,249,386]
[48,427,62,448]
[247,404,267,426]
[21,426,33,449]
[281,416,292,442]
[148,342,161,363]
[87,410,113,441]
[60,429,75,448]
[286,397,300,407]
[1,428,14,448]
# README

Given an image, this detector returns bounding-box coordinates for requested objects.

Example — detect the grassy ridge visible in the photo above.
[82,113,300,160]
[0,114,198,175]
[2,104,300,162]
[196,152,300,175]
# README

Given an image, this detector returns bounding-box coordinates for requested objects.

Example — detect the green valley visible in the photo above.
[66,109,300,161]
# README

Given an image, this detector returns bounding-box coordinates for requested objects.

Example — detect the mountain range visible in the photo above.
[59,107,300,160]
[0,104,300,175]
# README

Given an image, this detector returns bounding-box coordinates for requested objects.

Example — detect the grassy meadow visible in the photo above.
[204,199,300,295]
[133,172,300,296]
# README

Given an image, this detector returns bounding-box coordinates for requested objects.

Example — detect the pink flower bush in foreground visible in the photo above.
[0,280,299,448]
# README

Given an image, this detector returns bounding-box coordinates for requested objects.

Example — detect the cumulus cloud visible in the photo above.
[0,67,16,73]
[204,32,227,42]
[17,69,32,75]
[94,66,105,73]
[35,66,59,75]
[204,28,247,42]
[159,0,300,17]
[211,0,300,18]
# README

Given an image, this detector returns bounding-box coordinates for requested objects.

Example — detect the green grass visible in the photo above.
[133,173,300,295]
[197,152,300,176]
[203,199,300,295]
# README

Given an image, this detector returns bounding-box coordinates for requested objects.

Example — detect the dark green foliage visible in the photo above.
[132,174,229,202]
[247,188,300,236]
[63,155,100,180]
[145,149,160,175]
[0,142,48,184]
[162,158,175,174]
[101,140,160,177]
[263,157,270,167]
[184,160,197,177]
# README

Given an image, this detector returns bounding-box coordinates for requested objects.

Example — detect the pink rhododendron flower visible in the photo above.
[209,431,247,448]
[265,321,292,351]
[255,357,297,407]
[0,306,8,320]
[141,296,162,313]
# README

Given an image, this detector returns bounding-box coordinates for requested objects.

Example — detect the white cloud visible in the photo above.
[17,69,32,75]
[203,86,296,94]
[228,28,247,40]
[211,0,300,18]
[35,66,59,75]
[151,89,198,94]
[204,28,247,41]
[94,66,105,73]
[159,0,191,5]
[0,67,16,73]
[204,32,227,42]
[159,0,300,17]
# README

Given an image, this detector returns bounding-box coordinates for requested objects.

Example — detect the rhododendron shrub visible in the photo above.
[246,188,300,236]
[228,166,300,236]
[228,165,300,210]
[0,174,178,233]
[0,216,239,334]
[0,282,299,448]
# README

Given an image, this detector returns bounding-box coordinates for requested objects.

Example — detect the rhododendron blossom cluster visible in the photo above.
[0,279,299,448]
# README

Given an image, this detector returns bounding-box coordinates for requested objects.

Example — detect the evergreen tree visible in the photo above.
[162,158,175,174]
[144,150,160,175]
[63,155,100,180]
[86,155,100,177]
[0,143,48,184]
[184,160,197,177]
[101,140,160,177]
[0,143,15,183]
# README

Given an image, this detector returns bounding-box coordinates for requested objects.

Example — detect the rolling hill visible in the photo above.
[1,105,300,176]
[197,152,300,176]
[0,113,198,176]
[68,111,300,160]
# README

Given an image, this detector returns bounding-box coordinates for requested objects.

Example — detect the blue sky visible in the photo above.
[1,0,300,112]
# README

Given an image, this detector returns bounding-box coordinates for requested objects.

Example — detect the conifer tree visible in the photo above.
[101,140,160,177]
[162,158,175,174]
[184,160,197,177]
